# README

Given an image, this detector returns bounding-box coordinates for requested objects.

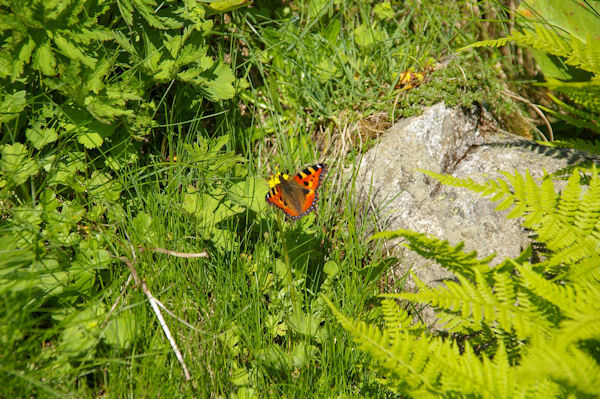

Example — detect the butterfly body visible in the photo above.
[266,163,327,220]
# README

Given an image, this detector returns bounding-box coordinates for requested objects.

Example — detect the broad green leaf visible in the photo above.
[182,186,243,225]
[0,143,39,185]
[353,23,384,48]
[52,32,96,68]
[26,126,58,149]
[324,18,341,45]
[374,2,394,19]
[198,62,235,100]
[323,260,339,277]
[76,238,112,270]
[46,152,87,187]
[86,171,123,201]
[287,312,320,337]
[77,131,104,148]
[518,0,600,43]
[204,0,251,13]
[0,90,26,123]
[33,39,57,76]
[59,305,103,359]
[101,314,137,349]
[307,0,328,19]
[62,105,115,147]
[132,212,159,245]
[228,177,267,215]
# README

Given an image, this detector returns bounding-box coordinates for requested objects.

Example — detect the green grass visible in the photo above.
[0,1,517,397]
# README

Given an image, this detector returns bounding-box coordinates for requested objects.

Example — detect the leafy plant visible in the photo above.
[0,0,244,392]
[463,0,600,138]
[327,167,600,397]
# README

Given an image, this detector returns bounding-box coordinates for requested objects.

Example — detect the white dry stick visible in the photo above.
[141,246,209,258]
[142,281,192,381]
[118,250,193,382]
[502,89,553,141]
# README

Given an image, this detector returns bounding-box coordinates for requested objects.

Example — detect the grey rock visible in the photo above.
[355,103,593,328]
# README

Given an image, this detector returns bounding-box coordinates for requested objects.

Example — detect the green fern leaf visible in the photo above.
[371,229,493,280]
[460,24,572,59]
[401,273,550,340]
[379,298,425,339]
[521,344,600,396]
[567,33,600,74]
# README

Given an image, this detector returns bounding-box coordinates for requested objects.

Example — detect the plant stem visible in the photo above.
[277,215,300,316]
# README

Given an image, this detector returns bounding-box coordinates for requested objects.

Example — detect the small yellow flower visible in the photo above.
[267,167,290,188]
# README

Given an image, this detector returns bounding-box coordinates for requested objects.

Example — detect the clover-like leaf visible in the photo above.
[0,143,39,185]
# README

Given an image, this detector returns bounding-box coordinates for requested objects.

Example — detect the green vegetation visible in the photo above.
[1,0,599,397]
[328,1,600,398]
[330,167,600,397]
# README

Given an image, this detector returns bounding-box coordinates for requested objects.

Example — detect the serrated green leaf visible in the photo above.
[86,171,122,201]
[112,31,137,55]
[0,90,26,123]
[33,39,57,76]
[199,62,235,100]
[101,314,137,349]
[132,212,158,245]
[84,95,134,122]
[0,143,39,185]
[26,126,58,149]
[87,58,111,94]
[52,33,97,68]
[77,131,104,148]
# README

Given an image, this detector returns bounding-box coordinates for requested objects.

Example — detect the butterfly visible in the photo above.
[265,163,327,220]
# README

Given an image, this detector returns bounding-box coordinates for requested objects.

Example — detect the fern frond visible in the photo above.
[538,103,600,134]
[380,298,425,339]
[568,255,600,282]
[566,33,600,75]
[574,171,600,235]
[464,25,600,76]
[327,296,527,398]
[371,229,493,280]
[426,168,600,281]
[323,295,441,392]
[400,273,551,340]
[542,81,600,123]
[559,306,600,346]
[461,24,571,59]
[420,169,519,213]
[521,344,600,396]
[536,138,600,155]
[518,264,576,310]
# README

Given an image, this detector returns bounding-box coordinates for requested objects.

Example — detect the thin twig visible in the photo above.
[142,280,192,381]
[503,89,553,141]
[113,241,193,382]
[140,246,209,258]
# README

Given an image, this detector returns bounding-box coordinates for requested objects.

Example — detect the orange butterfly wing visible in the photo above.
[265,185,303,218]
[266,163,327,220]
